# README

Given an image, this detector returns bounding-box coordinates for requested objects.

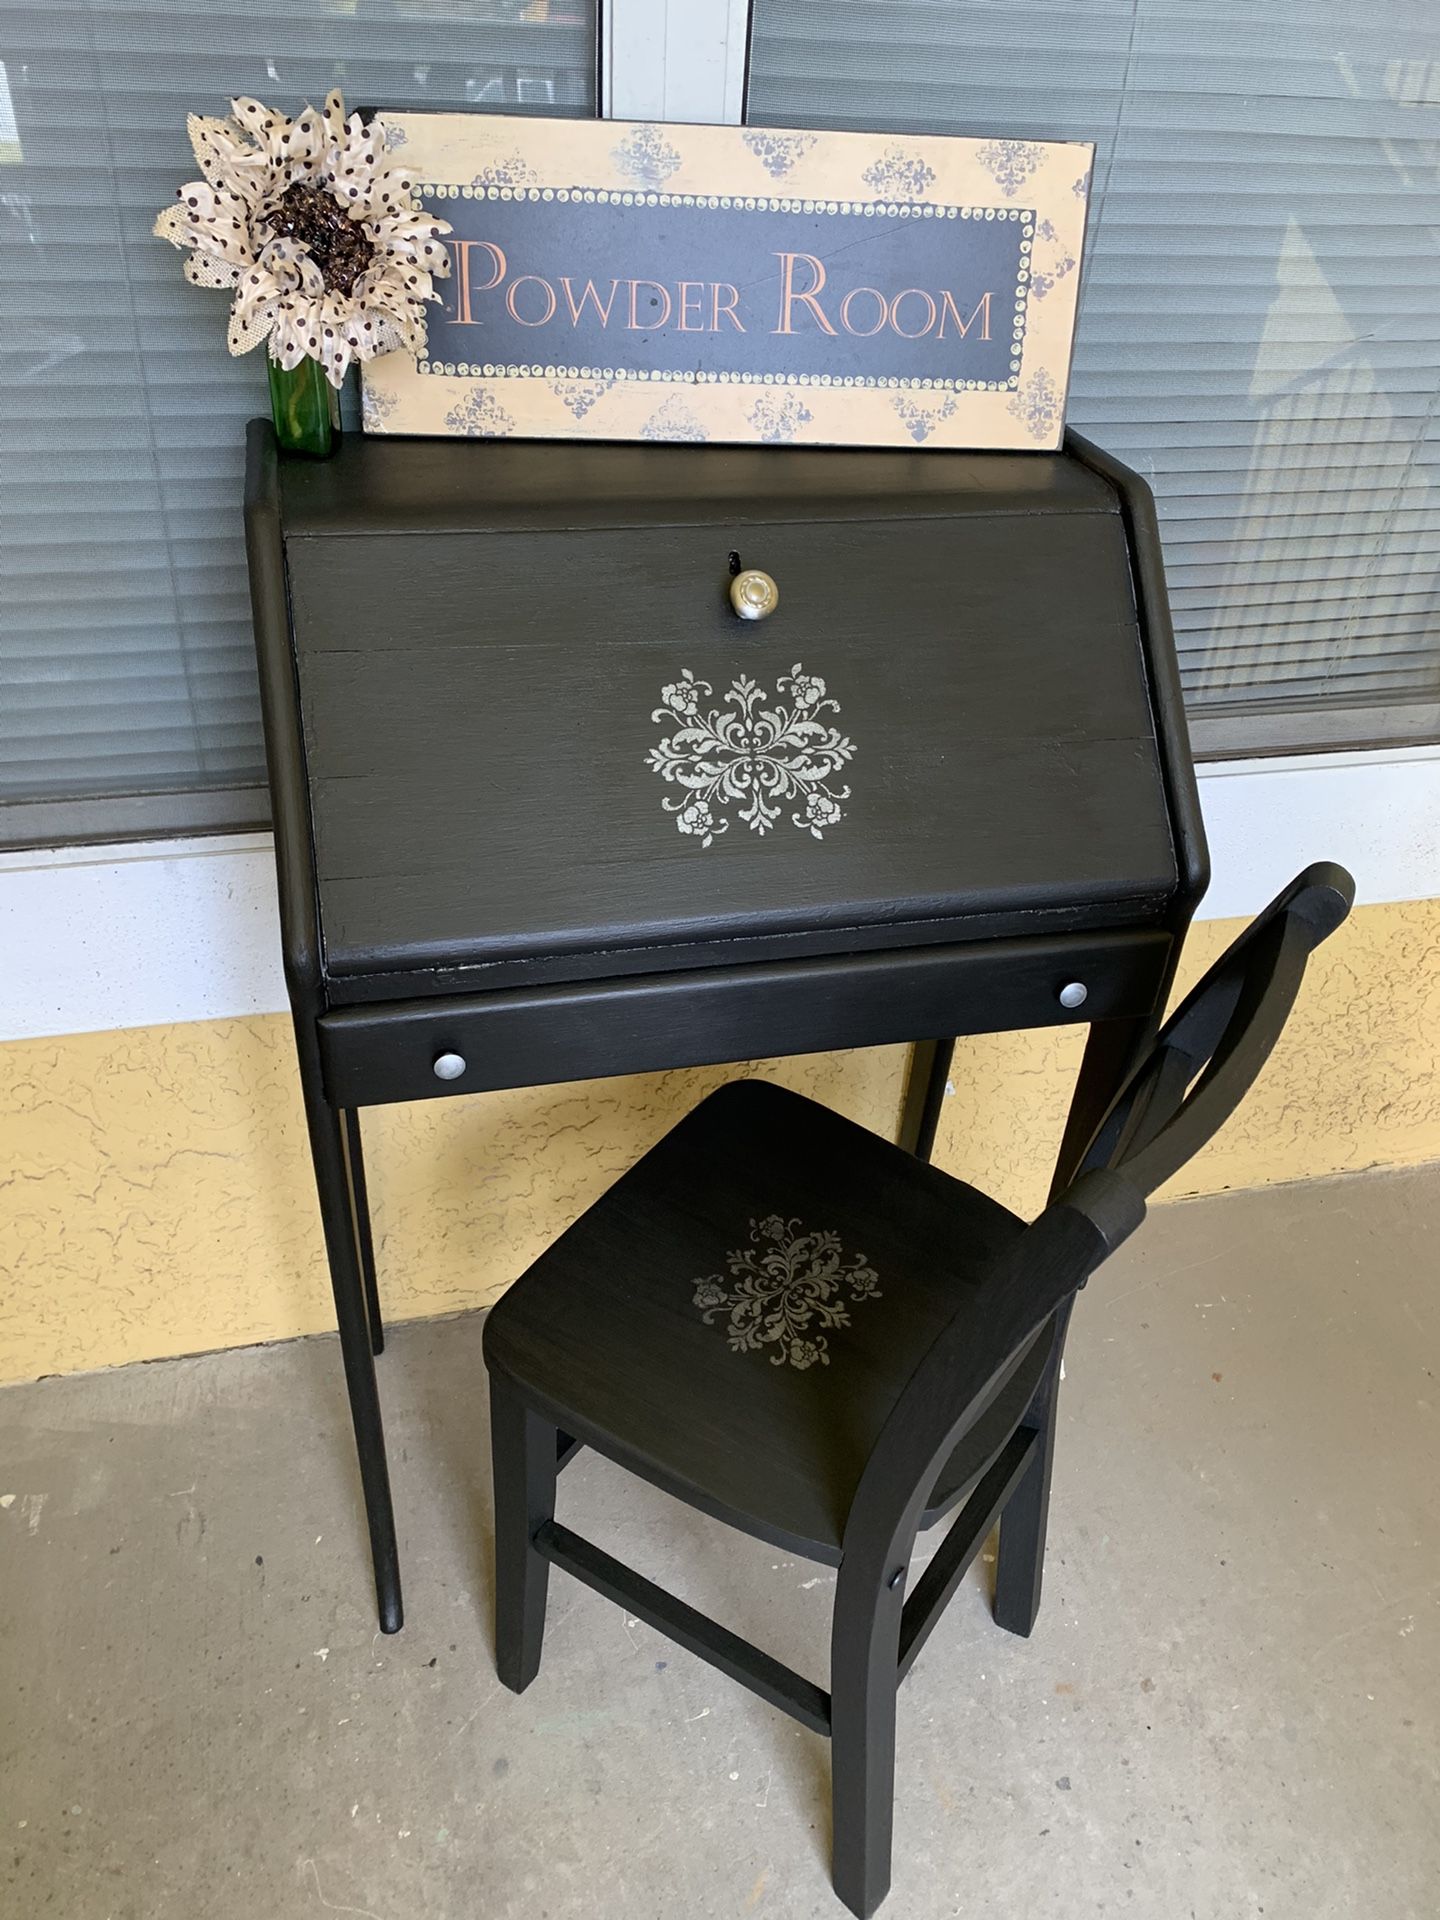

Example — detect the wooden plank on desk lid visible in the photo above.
[277,434,1120,535]
[285,500,1178,981]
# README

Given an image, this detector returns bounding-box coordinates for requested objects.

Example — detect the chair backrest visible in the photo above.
[1075,860,1354,1201]
[840,862,1355,1577]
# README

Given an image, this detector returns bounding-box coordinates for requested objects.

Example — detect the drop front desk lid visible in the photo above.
[249,430,1201,1001]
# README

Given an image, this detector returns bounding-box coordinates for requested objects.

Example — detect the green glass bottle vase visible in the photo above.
[267,355,339,458]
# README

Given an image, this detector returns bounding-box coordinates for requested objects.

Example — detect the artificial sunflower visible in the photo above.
[155,91,451,387]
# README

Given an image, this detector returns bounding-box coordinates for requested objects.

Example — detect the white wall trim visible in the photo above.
[1192,744,1440,921]
[0,834,286,1042]
[3,749,1438,1045]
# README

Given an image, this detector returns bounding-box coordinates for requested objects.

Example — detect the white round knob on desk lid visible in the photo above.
[729,568,779,621]
[433,1051,467,1081]
[1057,982,1089,1010]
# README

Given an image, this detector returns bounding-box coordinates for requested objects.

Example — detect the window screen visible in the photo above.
[0,2,597,846]
[748,0,1440,755]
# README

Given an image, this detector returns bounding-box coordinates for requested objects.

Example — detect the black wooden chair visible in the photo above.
[482,863,1353,1916]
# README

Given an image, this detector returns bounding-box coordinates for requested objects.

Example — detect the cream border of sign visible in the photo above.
[360,115,1092,451]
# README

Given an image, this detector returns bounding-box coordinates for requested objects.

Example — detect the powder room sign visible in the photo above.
[361,115,1093,451]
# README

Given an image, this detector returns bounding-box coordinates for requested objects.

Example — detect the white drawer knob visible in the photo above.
[433,1051,467,1081]
[1057,982,1088,1010]
[729,568,779,621]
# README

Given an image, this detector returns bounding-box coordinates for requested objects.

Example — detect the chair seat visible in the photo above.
[483,1080,1052,1564]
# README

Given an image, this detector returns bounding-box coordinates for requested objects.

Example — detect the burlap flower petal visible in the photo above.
[367,317,408,356]
[227,299,277,357]
[153,203,191,247]
[186,114,267,202]
[390,302,432,353]
[184,251,244,291]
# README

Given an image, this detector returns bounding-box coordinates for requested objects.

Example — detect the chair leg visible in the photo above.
[830,1564,903,1919]
[341,1108,384,1357]
[993,1395,1059,1639]
[489,1372,558,1694]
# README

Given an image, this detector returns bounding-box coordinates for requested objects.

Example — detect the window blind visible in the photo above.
[0,1,596,846]
[748,0,1440,755]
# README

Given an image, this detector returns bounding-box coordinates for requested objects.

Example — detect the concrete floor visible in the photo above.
[2,1165,1437,1920]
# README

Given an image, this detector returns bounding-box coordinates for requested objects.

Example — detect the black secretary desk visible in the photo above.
[244,421,1208,1633]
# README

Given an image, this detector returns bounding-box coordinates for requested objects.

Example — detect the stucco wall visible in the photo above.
[3,897,1437,1384]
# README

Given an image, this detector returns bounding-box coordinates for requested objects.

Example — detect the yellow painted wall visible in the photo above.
[3,896,1437,1385]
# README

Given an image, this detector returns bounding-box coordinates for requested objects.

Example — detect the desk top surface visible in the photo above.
[278,432,1119,537]
[254,435,1193,997]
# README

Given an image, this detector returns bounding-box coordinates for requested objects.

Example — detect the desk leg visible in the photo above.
[340,1110,384,1357]
[300,1070,404,1633]
[898,1038,954,1163]
[995,1014,1151,1637]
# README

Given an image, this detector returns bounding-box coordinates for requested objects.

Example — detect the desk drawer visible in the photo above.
[318,929,1171,1107]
